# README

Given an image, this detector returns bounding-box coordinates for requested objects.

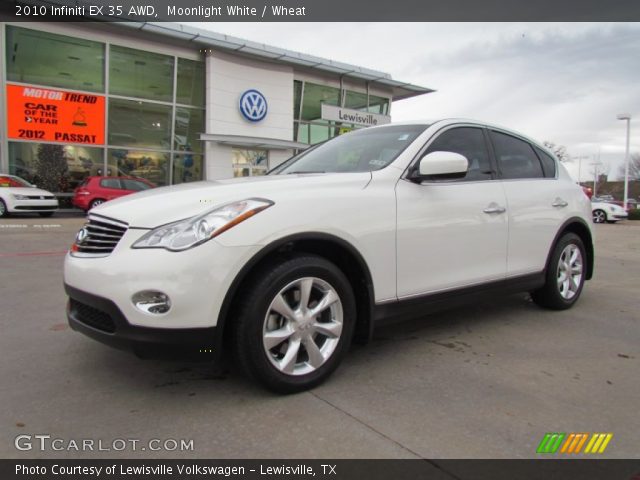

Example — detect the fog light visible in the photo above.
[132,291,171,315]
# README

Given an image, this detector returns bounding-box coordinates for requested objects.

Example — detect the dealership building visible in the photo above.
[0,21,431,205]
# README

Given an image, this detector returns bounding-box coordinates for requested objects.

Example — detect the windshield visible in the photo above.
[0,175,32,187]
[271,124,429,175]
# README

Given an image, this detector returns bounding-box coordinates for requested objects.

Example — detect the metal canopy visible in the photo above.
[113,22,434,100]
[199,133,309,150]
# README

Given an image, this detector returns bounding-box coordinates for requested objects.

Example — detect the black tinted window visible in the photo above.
[100,179,121,189]
[491,131,544,179]
[534,147,557,178]
[425,127,492,181]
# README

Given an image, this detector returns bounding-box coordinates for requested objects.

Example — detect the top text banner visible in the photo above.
[1,0,640,21]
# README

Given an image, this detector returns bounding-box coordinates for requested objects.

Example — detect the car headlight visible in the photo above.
[132,198,274,251]
[12,194,29,200]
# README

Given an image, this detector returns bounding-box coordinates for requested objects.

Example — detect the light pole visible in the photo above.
[572,155,589,184]
[617,113,631,209]
[590,162,602,197]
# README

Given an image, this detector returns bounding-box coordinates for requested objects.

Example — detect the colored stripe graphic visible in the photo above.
[537,433,566,453]
[538,433,613,454]
[560,433,589,453]
[584,433,613,454]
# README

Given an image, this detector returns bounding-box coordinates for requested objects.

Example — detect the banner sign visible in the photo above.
[6,84,105,145]
[321,104,391,127]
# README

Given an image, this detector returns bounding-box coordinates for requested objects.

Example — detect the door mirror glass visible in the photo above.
[418,151,469,178]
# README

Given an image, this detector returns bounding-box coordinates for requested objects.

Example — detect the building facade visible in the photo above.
[0,21,431,207]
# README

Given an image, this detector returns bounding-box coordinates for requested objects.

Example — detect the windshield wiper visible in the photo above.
[285,170,326,174]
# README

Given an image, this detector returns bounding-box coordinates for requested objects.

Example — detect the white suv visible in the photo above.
[64,120,594,392]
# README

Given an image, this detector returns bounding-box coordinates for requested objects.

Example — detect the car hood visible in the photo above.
[91,173,372,228]
[3,187,55,196]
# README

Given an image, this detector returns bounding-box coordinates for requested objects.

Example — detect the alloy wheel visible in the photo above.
[593,210,606,223]
[262,277,343,376]
[556,244,583,300]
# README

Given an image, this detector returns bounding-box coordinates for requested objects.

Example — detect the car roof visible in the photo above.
[365,118,553,156]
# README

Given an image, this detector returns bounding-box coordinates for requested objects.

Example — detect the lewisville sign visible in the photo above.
[321,104,391,127]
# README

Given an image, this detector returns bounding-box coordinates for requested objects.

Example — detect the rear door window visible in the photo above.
[490,131,544,179]
[100,178,121,189]
[534,146,557,178]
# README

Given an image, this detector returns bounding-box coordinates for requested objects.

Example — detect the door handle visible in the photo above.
[483,205,506,214]
[552,198,568,208]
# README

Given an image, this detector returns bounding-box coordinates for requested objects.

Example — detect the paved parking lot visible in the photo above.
[1,216,638,459]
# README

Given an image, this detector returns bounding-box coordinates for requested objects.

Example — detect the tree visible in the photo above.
[617,153,640,181]
[35,144,67,193]
[543,141,570,163]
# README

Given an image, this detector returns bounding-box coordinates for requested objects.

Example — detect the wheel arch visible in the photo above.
[547,217,594,280]
[216,232,376,355]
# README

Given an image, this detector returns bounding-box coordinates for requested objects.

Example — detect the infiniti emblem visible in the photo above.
[76,228,88,244]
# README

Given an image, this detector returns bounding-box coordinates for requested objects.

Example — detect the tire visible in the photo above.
[89,199,105,210]
[38,212,54,217]
[531,233,586,310]
[0,199,8,218]
[592,209,606,223]
[232,254,356,393]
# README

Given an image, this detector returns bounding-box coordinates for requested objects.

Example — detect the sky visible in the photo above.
[190,22,640,182]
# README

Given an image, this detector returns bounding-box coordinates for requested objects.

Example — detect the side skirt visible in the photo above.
[372,272,545,327]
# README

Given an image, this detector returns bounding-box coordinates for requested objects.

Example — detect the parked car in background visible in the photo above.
[592,200,628,223]
[581,185,593,199]
[72,176,156,212]
[592,194,614,203]
[65,120,594,393]
[0,174,58,217]
[610,199,638,210]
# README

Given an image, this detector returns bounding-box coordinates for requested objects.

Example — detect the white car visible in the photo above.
[0,175,59,217]
[64,120,594,392]
[591,201,628,223]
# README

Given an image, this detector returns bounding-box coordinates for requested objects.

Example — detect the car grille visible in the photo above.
[26,195,55,200]
[74,214,128,256]
[70,299,116,333]
[15,205,57,210]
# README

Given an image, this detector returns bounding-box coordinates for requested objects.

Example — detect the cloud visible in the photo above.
[189,22,640,180]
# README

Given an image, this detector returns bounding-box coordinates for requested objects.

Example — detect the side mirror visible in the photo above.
[413,151,469,180]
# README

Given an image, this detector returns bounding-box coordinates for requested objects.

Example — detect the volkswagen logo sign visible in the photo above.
[239,89,268,122]
[75,227,88,244]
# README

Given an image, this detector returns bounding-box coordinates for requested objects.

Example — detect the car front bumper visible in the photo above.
[64,226,261,356]
[66,284,218,358]
[9,198,58,212]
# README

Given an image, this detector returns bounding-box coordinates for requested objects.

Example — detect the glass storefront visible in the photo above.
[232,149,269,177]
[4,25,205,204]
[293,81,390,145]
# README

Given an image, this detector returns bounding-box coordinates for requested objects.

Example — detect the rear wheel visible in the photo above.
[532,233,586,310]
[233,254,356,393]
[0,199,7,218]
[592,209,606,223]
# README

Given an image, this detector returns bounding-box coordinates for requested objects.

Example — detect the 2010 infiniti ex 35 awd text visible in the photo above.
[64,119,594,393]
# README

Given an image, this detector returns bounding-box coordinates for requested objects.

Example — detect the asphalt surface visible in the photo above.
[0,216,638,459]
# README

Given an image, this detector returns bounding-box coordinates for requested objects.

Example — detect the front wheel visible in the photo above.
[532,233,586,310]
[593,209,606,223]
[0,199,8,218]
[233,254,356,393]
